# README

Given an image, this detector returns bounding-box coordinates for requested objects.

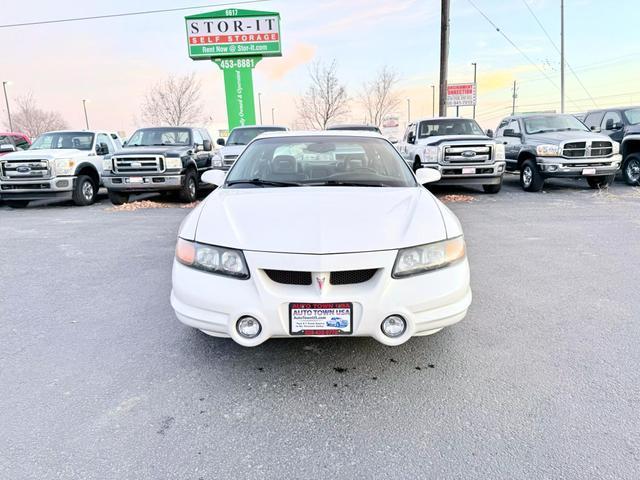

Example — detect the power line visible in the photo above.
[521,0,597,107]
[0,0,269,29]
[466,0,581,111]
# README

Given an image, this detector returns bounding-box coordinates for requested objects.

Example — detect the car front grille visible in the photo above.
[562,140,612,158]
[0,159,50,180]
[442,145,492,164]
[263,269,378,286]
[113,155,165,174]
[223,154,238,167]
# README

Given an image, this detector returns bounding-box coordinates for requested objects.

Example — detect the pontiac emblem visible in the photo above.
[316,276,326,290]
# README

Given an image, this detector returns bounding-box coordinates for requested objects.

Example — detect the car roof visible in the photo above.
[585,106,638,114]
[256,130,385,139]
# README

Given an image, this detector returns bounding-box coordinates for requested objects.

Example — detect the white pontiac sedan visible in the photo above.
[170,131,471,347]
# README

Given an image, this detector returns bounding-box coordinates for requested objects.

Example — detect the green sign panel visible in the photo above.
[185,8,282,130]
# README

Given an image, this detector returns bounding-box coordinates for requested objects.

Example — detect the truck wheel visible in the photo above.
[482,181,502,194]
[622,154,640,186]
[179,169,198,203]
[108,191,130,205]
[72,174,97,206]
[587,174,615,189]
[520,160,544,192]
[5,200,30,208]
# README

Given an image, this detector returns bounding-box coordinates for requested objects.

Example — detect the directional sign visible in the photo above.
[447,83,477,107]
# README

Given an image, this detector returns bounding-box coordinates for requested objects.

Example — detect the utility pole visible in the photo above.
[407,98,411,123]
[471,62,477,119]
[430,84,435,117]
[511,81,518,115]
[439,0,450,117]
[2,81,13,132]
[271,107,275,125]
[82,99,89,129]
[258,92,263,124]
[560,0,565,113]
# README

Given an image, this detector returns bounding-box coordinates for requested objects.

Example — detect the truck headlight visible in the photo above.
[612,142,620,155]
[423,146,439,163]
[392,236,466,278]
[494,143,505,160]
[165,157,182,169]
[102,158,113,171]
[54,158,76,176]
[175,238,249,279]
[212,154,223,168]
[536,144,560,156]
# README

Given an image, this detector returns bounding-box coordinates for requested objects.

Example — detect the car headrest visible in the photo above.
[271,155,297,174]
[61,137,74,148]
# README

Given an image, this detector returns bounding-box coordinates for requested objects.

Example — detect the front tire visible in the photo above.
[482,180,503,194]
[72,174,97,206]
[5,200,30,208]
[107,191,130,205]
[520,160,544,192]
[622,154,640,186]
[587,174,615,189]
[179,169,197,203]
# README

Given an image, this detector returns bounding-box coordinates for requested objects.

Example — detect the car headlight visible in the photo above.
[423,146,439,163]
[102,158,113,171]
[536,144,560,156]
[54,158,76,176]
[212,154,223,167]
[175,238,249,279]
[612,141,620,155]
[392,236,466,278]
[165,157,182,169]
[494,143,505,160]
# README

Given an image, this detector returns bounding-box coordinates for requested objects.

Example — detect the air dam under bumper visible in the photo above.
[170,248,472,347]
[102,174,183,191]
[420,162,506,185]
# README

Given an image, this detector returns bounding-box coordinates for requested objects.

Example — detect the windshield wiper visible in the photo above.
[226,142,246,146]
[226,178,302,187]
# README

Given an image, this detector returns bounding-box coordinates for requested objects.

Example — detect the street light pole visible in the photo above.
[406,98,411,123]
[271,107,275,125]
[438,0,450,117]
[560,0,565,113]
[471,62,477,119]
[258,92,263,124]
[430,85,435,117]
[82,99,90,129]
[2,81,13,132]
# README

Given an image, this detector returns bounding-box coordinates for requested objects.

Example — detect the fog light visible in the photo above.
[381,315,406,338]
[546,165,559,172]
[237,316,261,338]
[56,179,69,188]
[497,164,505,173]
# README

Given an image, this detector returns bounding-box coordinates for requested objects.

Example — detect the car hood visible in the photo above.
[417,134,492,146]
[194,187,447,254]
[219,145,246,157]
[116,146,190,156]
[0,148,89,160]
[527,131,612,144]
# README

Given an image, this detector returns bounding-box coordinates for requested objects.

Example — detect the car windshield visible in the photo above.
[127,128,191,146]
[624,108,640,125]
[225,136,417,188]
[30,132,94,150]
[226,127,286,146]
[523,115,589,134]
[418,119,484,137]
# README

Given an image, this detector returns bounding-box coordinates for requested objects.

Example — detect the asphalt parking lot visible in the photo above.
[1,174,639,479]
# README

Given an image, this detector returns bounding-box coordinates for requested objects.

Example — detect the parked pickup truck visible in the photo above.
[102,126,214,205]
[583,106,640,185]
[0,132,31,156]
[0,130,121,208]
[397,117,506,193]
[212,125,288,170]
[494,113,622,191]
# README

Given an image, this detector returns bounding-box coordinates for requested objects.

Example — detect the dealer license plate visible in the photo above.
[128,177,144,184]
[582,168,596,175]
[289,302,353,336]
[462,167,476,174]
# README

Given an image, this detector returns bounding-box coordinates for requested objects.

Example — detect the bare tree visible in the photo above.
[141,73,203,126]
[297,60,349,130]
[358,66,400,127]
[8,94,68,137]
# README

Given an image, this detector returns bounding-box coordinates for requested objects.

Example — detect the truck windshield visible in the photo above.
[418,119,484,138]
[227,127,286,146]
[523,115,589,134]
[127,128,191,146]
[30,132,94,150]
[624,108,640,125]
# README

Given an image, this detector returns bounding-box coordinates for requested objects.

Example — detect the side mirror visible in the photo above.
[203,139,212,151]
[216,138,226,146]
[612,121,623,130]
[415,167,442,185]
[96,143,109,155]
[605,119,614,130]
[486,129,494,138]
[122,140,128,147]
[503,129,521,138]
[0,143,16,152]
[201,169,227,187]
[407,132,416,144]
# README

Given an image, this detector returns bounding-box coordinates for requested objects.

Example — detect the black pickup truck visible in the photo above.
[102,126,214,204]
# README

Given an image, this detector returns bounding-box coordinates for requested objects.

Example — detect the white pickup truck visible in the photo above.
[0,130,122,208]
[212,125,288,170]
[397,117,506,193]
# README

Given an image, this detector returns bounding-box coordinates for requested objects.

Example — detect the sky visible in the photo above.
[1,0,639,136]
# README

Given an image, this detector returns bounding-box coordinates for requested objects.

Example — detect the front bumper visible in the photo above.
[103,173,183,191]
[171,249,472,347]
[420,161,506,185]
[0,176,75,200]
[536,154,622,177]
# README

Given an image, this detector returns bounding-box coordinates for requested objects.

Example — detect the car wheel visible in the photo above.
[108,191,130,205]
[587,174,615,189]
[5,200,30,208]
[482,181,502,194]
[72,174,97,206]
[179,169,198,203]
[622,154,640,186]
[520,160,544,192]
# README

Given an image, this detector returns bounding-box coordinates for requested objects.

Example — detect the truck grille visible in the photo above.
[442,145,492,164]
[113,155,165,174]
[562,140,612,158]
[223,154,238,167]
[0,159,51,180]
